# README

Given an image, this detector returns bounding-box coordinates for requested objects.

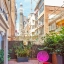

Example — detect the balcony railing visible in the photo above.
[0,7,8,21]
[49,11,64,23]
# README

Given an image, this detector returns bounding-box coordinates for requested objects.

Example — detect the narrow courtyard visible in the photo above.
[0,0,64,64]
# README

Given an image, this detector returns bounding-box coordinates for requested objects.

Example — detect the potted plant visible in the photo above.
[41,32,62,64]
[40,27,64,64]
[13,43,32,62]
[55,27,64,64]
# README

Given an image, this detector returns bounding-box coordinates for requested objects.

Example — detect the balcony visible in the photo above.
[0,7,8,21]
[0,7,9,28]
[39,6,44,15]
[38,22,44,29]
[49,11,64,24]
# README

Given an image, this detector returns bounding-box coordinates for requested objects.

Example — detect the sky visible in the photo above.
[16,0,64,32]
[16,0,38,32]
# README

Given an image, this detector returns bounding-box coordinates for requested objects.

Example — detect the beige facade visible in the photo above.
[34,0,46,41]
[8,0,17,41]
[48,6,64,32]
[0,0,17,64]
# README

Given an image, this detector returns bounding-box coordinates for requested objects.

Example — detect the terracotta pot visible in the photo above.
[52,53,58,64]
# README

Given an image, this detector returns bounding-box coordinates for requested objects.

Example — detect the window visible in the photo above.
[0,34,2,49]
[38,0,44,8]
[49,23,56,31]
[39,27,44,35]
[39,5,44,15]
[39,16,44,26]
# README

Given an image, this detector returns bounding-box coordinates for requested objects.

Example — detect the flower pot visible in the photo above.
[47,54,52,63]
[57,55,64,64]
[17,57,28,62]
[57,55,63,64]
[52,53,57,64]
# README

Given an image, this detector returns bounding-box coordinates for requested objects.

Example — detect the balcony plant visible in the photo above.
[13,43,32,62]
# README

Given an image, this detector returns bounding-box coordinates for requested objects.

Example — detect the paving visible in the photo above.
[8,59,43,64]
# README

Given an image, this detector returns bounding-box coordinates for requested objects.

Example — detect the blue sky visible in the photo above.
[16,0,37,31]
[16,0,37,16]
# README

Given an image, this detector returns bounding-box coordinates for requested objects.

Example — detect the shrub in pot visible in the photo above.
[13,43,32,62]
[41,32,62,64]
[41,27,64,64]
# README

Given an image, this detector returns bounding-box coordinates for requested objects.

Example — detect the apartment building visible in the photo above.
[48,6,64,32]
[0,0,9,64]
[0,0,17,64]
[34,0,46,39]
[34,0,64,41]
[27,13,36,41]
[8,0,17,41]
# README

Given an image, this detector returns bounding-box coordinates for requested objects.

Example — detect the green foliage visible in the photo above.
[0,49,12,64]
[0,49,4,64]
[12,42,32,57]
[43,32,58,53]
[8,49,12,60]
[41,26,64,55]
[56,26,64,56]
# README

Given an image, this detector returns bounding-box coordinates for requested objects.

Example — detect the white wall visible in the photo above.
[45,0,64,6]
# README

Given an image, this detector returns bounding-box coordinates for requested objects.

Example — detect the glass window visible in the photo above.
[39,5,44,15]
[0,34,2,49]
[39,16,44,25]
[38,0,44,8]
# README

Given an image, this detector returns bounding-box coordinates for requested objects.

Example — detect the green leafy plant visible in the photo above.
[56,26,64,56]
[0,49,4,64]
[40,31,62,54]
[8,49,12,60]
[40,27,64,55]
[0,49,11,64]
[13,43,32,57]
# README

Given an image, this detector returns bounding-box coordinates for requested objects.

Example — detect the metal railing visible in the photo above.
[49,11,64,23]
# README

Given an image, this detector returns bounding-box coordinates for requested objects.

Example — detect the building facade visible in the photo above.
[0,0,9,64]
[0,0,17,64]
[26,13,36,41]
[34,0,46,40]
[8,0,17,41]
[34,0,64,42]
[48,6,64,32]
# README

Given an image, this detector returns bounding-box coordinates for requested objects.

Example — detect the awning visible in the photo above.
[56,19,64,26]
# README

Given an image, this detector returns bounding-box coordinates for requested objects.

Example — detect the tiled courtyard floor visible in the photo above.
[8,59,43,64]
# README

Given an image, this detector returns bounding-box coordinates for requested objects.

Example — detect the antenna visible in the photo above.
[31,0,32,13]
